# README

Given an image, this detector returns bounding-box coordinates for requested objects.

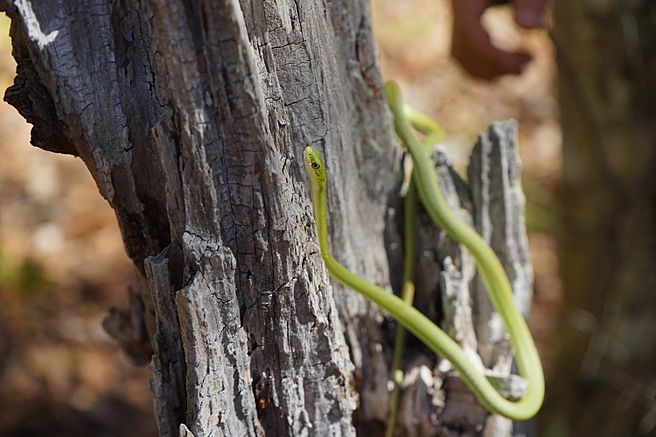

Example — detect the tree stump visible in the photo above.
[2,1,535,435]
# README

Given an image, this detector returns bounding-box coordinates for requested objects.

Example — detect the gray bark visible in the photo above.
[2,1,535,435]
[391,123,532,436]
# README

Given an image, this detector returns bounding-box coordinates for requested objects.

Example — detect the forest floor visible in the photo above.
[0,2,562,435]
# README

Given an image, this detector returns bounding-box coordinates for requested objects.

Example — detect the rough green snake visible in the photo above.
[303,81,544,421]
[386,104,442,436]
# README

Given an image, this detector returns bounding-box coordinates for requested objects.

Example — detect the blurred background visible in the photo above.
[2,0,654,435]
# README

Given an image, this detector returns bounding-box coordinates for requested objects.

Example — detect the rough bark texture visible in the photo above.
[388,123,532,436]
[544,1,656,436]
[2,1,535,436]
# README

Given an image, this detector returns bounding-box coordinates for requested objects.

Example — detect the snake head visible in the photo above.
[304,146,327,184]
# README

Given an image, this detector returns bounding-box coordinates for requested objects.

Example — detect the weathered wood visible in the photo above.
[1,0,395,434]
[393,122,533,436]
[2,1,535,435]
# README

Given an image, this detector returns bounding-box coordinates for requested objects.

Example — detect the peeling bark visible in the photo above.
[392,123,533,436]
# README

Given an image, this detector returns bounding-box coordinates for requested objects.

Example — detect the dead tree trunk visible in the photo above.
[2,1,535,435]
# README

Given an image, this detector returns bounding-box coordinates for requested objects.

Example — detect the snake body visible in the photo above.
[387,167,417,437]
[303,81,544,420]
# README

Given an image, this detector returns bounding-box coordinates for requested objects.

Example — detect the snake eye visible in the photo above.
[311,161,320,169]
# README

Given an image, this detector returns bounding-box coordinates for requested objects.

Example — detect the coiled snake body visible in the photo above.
[303,81,544,425]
